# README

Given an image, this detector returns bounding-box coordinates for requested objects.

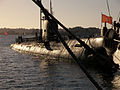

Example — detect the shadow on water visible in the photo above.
[98,70,120,90]
[18,47,120,90]
[77,48,120,90]
[31,55,96,90]
[32,54,120,90]
[84,60,120,90]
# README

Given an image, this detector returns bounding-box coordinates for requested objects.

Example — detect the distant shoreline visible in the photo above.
[0,26,100,37]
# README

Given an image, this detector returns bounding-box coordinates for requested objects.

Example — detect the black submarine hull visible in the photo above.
[11,36,120,71]
[10,37,104,59]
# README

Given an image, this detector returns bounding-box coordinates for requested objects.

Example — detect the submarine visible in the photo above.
[10,0,120,72]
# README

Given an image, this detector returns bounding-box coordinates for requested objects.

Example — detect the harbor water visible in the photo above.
[0,35,120,90]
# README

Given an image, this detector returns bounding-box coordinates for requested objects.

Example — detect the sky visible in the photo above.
[0,0,120,29]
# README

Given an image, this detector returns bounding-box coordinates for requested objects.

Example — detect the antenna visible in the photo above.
[116,11,120,22]
[50,0,53,15]
[106,0,111,16]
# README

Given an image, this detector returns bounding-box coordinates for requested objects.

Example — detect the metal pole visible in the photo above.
[40,0,42,30]
[39,0,42,42]
[50,0,53,15]
[106,0,111,16]
[101,12,103,28]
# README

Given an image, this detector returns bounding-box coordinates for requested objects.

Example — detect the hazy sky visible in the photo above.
[0,0,120,29]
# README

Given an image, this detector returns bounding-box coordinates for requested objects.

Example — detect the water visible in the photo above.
[0,35,120,90]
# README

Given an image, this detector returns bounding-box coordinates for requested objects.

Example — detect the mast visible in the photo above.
[40,0,42,30]
[39,0,42,42]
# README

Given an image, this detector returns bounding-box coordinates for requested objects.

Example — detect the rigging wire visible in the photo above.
[114,55,120,62]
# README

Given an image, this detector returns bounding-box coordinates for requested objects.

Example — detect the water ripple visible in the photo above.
[0,35,120,90]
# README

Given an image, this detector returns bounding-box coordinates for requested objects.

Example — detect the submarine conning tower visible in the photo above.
[42,16,58,42]
[101,17,120,39]
[101,20,120,56]
[39,0,58,43]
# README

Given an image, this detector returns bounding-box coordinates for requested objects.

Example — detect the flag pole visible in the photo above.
[101,12,103,29]
[101,12,103,36]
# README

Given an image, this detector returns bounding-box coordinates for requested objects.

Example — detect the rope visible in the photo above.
[32,1,103,90]
[88,37,95,49]
[114,55,120,62]
[80,39,89,56]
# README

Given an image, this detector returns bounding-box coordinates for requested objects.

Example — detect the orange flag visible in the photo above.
[102,14,112,24]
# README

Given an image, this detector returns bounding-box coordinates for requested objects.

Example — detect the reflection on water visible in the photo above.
[0,35,120,90]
